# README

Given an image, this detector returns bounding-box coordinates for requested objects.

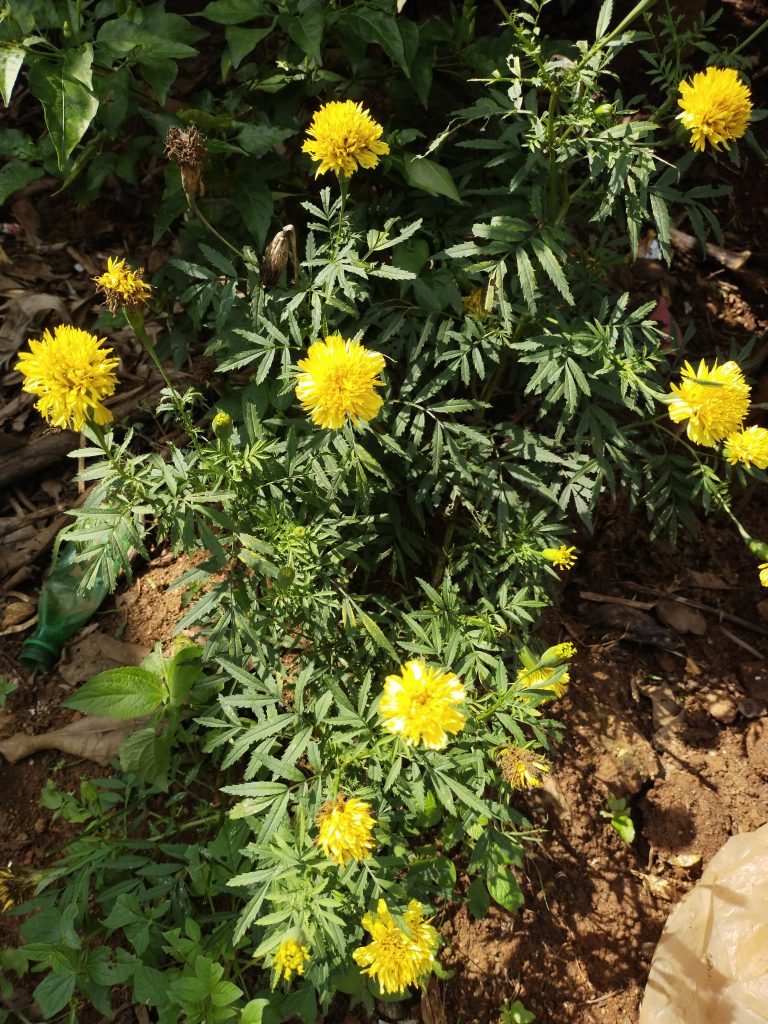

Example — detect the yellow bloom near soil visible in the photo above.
[315,795,376,867]
[380,659,466,750]
[518,664,570,699]
[541,544,578,570]
[352,899,437,994]
[15,324,119,432]
[668,359,750,448]
[93,256,152,314]
[677,67,752,152]
[303,100,389,177]
[295,334,385,429]
[723,425,768,471]
[499,747,551,790]
[272,939,310,983]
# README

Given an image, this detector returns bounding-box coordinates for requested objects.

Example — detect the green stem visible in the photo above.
[732,17,768,55]
[491,0,511,22]
[188,195,242,260]
[581,0,659,65]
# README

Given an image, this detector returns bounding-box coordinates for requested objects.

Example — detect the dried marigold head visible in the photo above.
[499,747,551,790]
[165,124,208,198]
[261,225,294,288]
[93,256,152,315]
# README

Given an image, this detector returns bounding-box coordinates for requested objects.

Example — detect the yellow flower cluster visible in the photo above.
[380,659,466,750]
[303,100,389,178]
[723,425,768,471]
[272,939,310,983]
[295,334,385,430]
[93,256,152,315]
[352,899,437,994]
[15,324,119,432]
[541,544,578,570]
[668,359,750,448]
[677,67,752,153]
[316,795,376,867]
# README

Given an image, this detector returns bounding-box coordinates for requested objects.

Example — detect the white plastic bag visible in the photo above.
[640,822,768,1023]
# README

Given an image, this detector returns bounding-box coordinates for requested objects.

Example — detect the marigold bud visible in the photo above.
[212,411,233,439]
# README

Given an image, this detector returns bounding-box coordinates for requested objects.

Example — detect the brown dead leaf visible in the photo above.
[641,873,675,901]
[685,570,734,590]
[0,715,150,765]
[1,599,34,629]
[656,598,707,636]
[58,630,150,686]
[421,977,446,1024]
[0,292,68,366]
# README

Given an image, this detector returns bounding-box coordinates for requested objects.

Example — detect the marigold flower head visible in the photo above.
[302,100,389,178]
[0,868,17,913]
[295,334,385,430]
[93,257,152,315]
[677,67,752,152]
[316,794,376,867]
[271,939,310,984]
[541,545,578,570]
[15,325,119,432]
[499,747,551,790]
[668,359,750,447]
[723,425,768,471]
[352,899,437,995]
[381,659,466,750]
[759,564,768,589]
[518,664,570,699]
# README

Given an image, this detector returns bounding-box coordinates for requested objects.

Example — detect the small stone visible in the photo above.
[737,698,764,720]
[705,697,738,724]
[34,818,45,834]
[739,661,768,702]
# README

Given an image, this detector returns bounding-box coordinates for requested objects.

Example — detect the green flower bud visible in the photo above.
[275,566,296,587]
[595,102,614,116]
[212,411,233,439]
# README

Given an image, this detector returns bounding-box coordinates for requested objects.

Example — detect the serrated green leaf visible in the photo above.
[62,667,165,718]
[530,237,574,304]
[515,248,537,313]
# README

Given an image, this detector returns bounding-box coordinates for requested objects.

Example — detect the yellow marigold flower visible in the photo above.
[0,868,17,913]
[272,939,310,984]
[15,325,119,432]
[518,665,570,699]
[723,425,768,471]
[759,564,768,588]
[93,256,152,315]
[381,659,466,750]
[554,642,577,660]
[541,545,578,570]
[668,359,750,447]
[316,795,376,868]
[352,899,437,995]
[295,334,385,430]
[499,747,551,790]
[677,67,752,152]
[302,100,389,177]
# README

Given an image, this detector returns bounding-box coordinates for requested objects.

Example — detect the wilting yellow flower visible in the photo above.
[668,359,750,447]
[272,939,310,983]
[316,795,376,867]
[462,288,486,319]
[0,868,17,912]
[499,747,551,789]
[723,425,768,470]
[93,256,152,315]
[541,545,578,570]
[15,325,119,431]
[677,67,752,152]
[518,665,570,699]
[759,564,768,588]
[303,100,389,177]
[295,334,385,430]
[381,659,466,750]
[352,899,437,995]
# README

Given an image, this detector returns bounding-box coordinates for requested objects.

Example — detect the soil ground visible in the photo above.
[2,1,768,1022]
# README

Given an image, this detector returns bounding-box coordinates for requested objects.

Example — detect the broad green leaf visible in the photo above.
[402,155,460,202]
[487,868,524,913]
[0,45,25,106]
[515,248,537,313]
[237,177,273,249]
[119,726,172,789]
[279,5,324,65]
[237,123,295,157]
[33,973,76,1019]
[0,159,44,204]
[349,9,408,74]
[27,45,98,166]
[467,878,490,919]
[203,0,270,24]
[62,667,166,718]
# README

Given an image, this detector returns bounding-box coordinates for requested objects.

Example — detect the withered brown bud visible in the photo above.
[261,224,295,288]
[165,125,208,199]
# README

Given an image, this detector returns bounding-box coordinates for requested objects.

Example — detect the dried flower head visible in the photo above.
[462,287,487,319]
[541,544,578,570]
[499,747,551,789]
[352,899,437,995]
[677,67,752,152]
[668,359,750,447]
[518,664,570,699]
[272,939,310,984]
[315,795,376,868]
[295,334,385,430]
[15,324,119,431]
[93,256,152,315]
[0,867,31,912]
[302,100,389,178]
[723,425,768,471]
[380,659,466,750]
[165,124,208,198]
[261,225,294,288]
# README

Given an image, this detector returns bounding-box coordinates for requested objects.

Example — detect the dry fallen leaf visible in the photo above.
[0,714,150,765]
[641,873,675,901]
[1,599,34,630]
[668,853,702,868]
[656,598,707,637]
[58,630,150,686]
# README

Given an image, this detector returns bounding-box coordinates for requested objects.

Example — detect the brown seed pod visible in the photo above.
[165,125,209,199]
[261,225,296,288]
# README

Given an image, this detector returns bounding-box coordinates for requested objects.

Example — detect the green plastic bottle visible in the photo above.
[20,546,113,670]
